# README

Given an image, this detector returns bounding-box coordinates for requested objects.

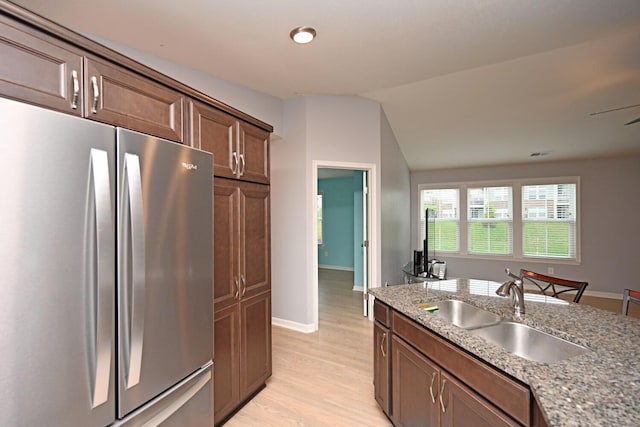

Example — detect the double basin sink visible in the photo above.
[419,299,589,363]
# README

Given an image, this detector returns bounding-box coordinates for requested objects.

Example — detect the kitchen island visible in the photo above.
[370,279,640,426]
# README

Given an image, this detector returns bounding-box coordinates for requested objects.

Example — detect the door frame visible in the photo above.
[312,160,378,331]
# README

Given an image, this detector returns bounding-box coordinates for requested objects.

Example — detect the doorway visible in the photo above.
[312,160,377,331]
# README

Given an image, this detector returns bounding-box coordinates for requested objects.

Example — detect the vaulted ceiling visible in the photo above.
[12,0,640,170]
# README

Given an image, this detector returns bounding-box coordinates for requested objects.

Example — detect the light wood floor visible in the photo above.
[225,268,391,426]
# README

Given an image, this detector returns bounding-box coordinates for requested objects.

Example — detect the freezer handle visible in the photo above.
[122,153,146,389]
[89,149,114,408]
[141,369,212,427]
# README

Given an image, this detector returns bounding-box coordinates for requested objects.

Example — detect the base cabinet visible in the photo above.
[373,321,391,415]
[392,336,440,427]
[374,300,538,427]
[214,291,271,425]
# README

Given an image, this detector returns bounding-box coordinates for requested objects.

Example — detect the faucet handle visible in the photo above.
[505,268,520,281]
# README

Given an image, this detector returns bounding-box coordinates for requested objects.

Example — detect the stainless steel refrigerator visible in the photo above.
[0,97,214,426]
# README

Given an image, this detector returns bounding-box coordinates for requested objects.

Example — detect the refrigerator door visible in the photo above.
[117,128,213,418]
[0,98,116,426]
[113,364,213,427]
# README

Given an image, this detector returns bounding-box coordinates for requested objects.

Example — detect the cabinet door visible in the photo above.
[213,178,241,311]
[189,100,237,179]
[392,336,440,427]
[238,121,269,184]
[0,16,83,115]
[239,181,270,300]
[440,372,519,427]
[239,291,272,399]
[373,321,391,416]
[213,304,240,425]
[84,57,184,142]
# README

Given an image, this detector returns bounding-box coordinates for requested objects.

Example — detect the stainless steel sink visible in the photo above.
[419,299,502,329]
[470,321,589,363]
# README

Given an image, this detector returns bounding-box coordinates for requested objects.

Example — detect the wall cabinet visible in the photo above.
[374,300,537,426]
[84,56,184,142]
[190,100,269,184]
[0,15,83,115]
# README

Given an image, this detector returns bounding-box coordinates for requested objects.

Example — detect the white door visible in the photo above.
[362,171,369,317]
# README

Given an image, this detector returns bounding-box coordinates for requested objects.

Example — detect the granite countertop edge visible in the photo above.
[369,281,640,427]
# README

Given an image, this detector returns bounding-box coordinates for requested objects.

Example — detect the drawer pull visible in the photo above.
[231,152,238,174]
[71,69,79,110]
[439,379,447,413]
[90,76,100,114]
[429,372,437,404]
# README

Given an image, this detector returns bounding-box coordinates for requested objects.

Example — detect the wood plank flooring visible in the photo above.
[225,268,391,426]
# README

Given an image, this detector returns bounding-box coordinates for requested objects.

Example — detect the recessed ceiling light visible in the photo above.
[290,26,316,44]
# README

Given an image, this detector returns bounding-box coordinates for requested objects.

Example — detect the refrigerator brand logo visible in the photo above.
[181,162,198,171]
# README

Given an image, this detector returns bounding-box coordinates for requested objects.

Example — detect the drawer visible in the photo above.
[373,299,391,327]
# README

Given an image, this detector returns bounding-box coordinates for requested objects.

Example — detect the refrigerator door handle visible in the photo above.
[89,148,114,408]
[122,153,146,389]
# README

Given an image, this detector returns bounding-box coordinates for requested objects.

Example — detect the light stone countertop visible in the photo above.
[369,279,640,427]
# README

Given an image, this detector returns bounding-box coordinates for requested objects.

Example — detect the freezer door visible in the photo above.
[0,98,116,426]
[117,128,213,417]
[112,364,213,427]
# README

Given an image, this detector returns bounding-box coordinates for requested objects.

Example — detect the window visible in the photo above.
[467,186,512,255]
[522,183,577,259]
[419,177,579,262]
[317,192,324,246]
[420,188,459,252]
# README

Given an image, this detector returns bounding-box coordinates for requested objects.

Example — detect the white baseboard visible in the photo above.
[318,265,354,272]
[272,317,315,333]
[352,285,364,292]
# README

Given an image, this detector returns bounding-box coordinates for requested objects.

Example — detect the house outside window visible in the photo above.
[420,188,459,252]
[419,177,579,263]
[522,183,577,259]
[467,186,512,255]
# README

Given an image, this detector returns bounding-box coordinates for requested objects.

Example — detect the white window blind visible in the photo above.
[522,183,577,259]
[420,188,459,252]
[467,186,513,255]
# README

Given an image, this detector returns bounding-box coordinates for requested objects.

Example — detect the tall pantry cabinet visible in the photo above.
[189,100,272,425]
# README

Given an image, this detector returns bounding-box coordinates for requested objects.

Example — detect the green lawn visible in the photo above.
[523,222,571,257]
[468,222,511,254]
[432,221,571,257]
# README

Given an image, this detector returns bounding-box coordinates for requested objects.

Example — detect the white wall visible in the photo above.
[380,110,411,286]
[271,95,385,329]
[410,155,640,297]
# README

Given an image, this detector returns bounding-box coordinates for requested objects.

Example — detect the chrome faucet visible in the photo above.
[496,268,525,317]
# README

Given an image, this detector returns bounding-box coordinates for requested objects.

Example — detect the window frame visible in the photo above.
[418,176,580,264]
